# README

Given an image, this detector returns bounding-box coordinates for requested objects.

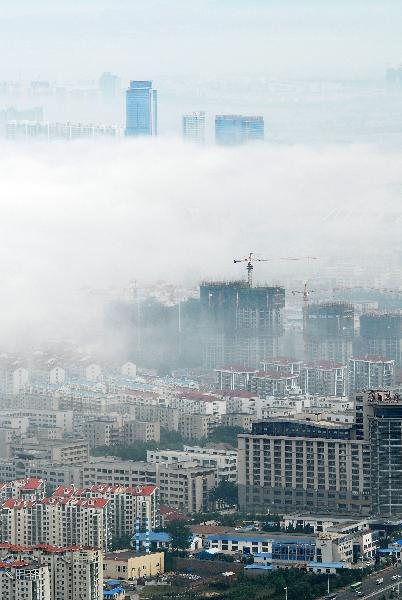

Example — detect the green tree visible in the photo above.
[164,520,192,555]
[209,480,239,507]
[208,426,244,447]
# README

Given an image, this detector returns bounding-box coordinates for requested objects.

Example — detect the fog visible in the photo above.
[0,137,402,346]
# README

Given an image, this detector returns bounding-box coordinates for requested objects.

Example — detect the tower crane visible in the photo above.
[291,282,318,304]
[233,253,318,288]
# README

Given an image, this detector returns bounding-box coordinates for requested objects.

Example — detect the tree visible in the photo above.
[209,480,239,507]
[208,426,244,447]
[164,520,192,555]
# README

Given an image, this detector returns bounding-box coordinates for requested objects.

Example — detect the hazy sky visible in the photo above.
[1,1,401,82]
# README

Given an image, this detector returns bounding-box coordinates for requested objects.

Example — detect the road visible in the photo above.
[332,564,402,600]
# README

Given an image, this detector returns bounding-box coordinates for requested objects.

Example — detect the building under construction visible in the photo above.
[303,301,354,364]
[359,312,402,367]
[200,281,285,368]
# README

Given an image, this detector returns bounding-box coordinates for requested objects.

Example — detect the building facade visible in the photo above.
[0,544,102,600]
[238,420,370,515]
[125,80,157,136]
[215,115,264,145]
[349,356,395,394]
[182,112,205,143]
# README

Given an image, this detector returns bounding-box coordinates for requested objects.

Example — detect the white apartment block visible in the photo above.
[122,420,160,444]
[0,478,45,502]
[0,544,102,600]
[215,366,258,391]
[0,409,74,434]
[0,496,108,549]
[0,561,50,600]
[121,361,137,377]
[178,413,219,440]
[81,458,214,513]
[169,391,227,416]
[349,355,395,394]
[147,446,238,484]
[53,482,160,535]
[301,362,347,397]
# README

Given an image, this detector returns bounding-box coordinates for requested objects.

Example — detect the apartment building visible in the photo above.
[147,445,238,484]
[349,356,395,394]
[130,404,179,431]
[221,413,255,430]
[12,439,89,465]
[0,496,108,549]
[0,477,45,501]
[178,413,219,440]
[170,391,227,416]
[122,420,160,444]
[261,357,303,377]
[355,389,402,516]
[238,419,370,515]
[85,418,121,448]
[53,482,160,535]
[0,561,50,600]
[248,370,299,397]
[0,544,102,600]
[300,362,347,397]
[158,463,215,513]
[215,366,258,391]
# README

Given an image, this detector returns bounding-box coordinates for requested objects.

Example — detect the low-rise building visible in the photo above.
[103,550,164,580]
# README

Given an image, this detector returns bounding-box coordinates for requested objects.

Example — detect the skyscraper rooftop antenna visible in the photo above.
[234,253,319,287]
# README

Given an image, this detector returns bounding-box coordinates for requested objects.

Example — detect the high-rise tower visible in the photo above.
[183,112,205,144]
[200,281,285,368]
[125,81,157,136]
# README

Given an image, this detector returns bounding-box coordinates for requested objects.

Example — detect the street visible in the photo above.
[332,565,402,600]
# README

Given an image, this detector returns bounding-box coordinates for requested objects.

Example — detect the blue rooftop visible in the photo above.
[104,589,124,597]
[245,565,273,570]
[307,562,348,568]
[207,534,314,544]
[133,532,171,542]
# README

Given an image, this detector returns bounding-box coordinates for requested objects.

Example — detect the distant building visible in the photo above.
[200,281,285,368]
[125,80,157,136]
[99,71,120,99]
[122,419,161,444]
[182,111,205,143]
[358,312,402,367]
[303,302,354,364]
[6,121,122,140]
[349,355,395,394]
[215,115,264,145]
[301,361,347,397]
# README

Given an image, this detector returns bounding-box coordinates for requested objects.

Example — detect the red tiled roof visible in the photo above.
[216,365,259,373]
[351,355,394,362]
[302,361,346,369]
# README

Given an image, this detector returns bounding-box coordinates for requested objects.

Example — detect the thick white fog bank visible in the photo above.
[0,137,401,343]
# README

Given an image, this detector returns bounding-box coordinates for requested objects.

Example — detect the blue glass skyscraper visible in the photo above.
[215,115,264,145]
[125,81,157,136]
